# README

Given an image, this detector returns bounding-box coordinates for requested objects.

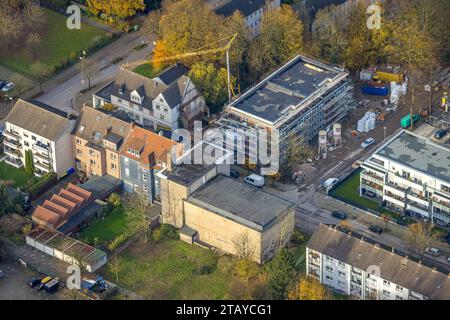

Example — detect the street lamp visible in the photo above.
[79,50,86,85]
[383,127,386,140]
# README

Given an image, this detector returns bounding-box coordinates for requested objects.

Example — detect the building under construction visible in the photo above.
[216,55,354,160]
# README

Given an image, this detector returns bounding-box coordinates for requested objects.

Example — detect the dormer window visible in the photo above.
[119,84,126,95]
[127,148,141,157]
[131,91,142,104]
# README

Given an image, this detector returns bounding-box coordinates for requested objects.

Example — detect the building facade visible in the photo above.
[120,125,178,203]
[307,224,450,300]
[93,64,208,131]
[360,130,450,225]
[3,100,76,177]
[159,142,295,263]
[72,106,131,179]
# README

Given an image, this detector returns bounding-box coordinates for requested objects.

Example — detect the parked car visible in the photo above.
[434,129,447,139]
[368,224,383,234]
[331,211,347,220]
[37,276,52,291]
[324,178,339,193]
[361,137,375,149]
[28,277,43,288]
[1,82,15,92]
[44,278,60,294]
[230,170,240,179]
[425,247,441,257]
[0,270,5,279]
[244,174,265,188]
[0,80,7,90]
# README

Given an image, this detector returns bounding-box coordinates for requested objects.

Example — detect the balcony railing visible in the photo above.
[33,141,50,153]
[386,181,408,193]
[2,130,20,140]
[361,179,383,191]
[3,139,21,150]
[34,161,51,172]
[5,157,23,168]
[4,147,21,159]
[361,171,384,182]
[33,152,50,162]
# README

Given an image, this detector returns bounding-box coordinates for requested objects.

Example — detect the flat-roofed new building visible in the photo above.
[307,224,450,300]
[3,99,76,177]
[360,130,450,225]
[218,55,353,160]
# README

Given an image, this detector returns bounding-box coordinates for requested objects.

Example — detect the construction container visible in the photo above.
[362,85,389,96]
[400,114,421,128]
[375,71,403,83]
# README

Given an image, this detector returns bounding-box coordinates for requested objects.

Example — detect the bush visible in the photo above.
[107,193,121,208]
[291,229,305,245]
[233,259,260,279]
[25,172,57,199]
[107,233,129,251]
[192,264,214,276]
[159,224,179,240]
[22,224,32,235]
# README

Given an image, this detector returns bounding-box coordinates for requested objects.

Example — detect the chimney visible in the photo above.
[159,130,164,136]
[166,151,173,172]
[131,122,135,129]
[148,152,156,169]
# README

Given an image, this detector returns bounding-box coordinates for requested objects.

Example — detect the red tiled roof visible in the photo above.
[32,206,63,228]
[120,126,178,169]
[50,194,77,212]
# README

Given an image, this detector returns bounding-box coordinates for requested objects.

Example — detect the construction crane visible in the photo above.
[123,33,238,103]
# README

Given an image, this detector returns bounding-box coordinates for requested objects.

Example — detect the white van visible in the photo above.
[324,178,339,193]
[244,174,265,188]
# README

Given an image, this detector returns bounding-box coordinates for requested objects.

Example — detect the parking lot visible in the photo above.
[0,259,76,300]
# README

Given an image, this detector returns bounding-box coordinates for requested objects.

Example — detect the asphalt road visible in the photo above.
[36,32,156,114]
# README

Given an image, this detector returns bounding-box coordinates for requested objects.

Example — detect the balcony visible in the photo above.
[2,130,20,140]
[392,174,424,191]
[406,201,430,217]
[407,192,429,207]
[3,139,21,150]
[33,152,50,162]
[361,179,383,191]
[386,180,408,193]
[4,147,21,159]
[33,141,50,153]
[361,170,385,183]
[432,199,450,213]
[4,157,23,168]
[34,161,51,172]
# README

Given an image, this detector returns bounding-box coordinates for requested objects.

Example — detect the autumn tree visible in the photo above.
[124,192,151,243]
[249,5,303,80]
[288,276,331,300]
[109,254,122,284]
[30,62,50,92]
[268,247,297,300]
[406,222,435,258]
[87,0,145,20]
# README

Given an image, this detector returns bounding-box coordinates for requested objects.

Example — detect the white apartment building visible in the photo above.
[213,0,281,37]
[307,224,450,300]
[93,64,208,131]
[360,130,450,225]
[3,100,76,177]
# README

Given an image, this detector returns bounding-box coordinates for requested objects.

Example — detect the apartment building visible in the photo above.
[72,106,131,179]
[360,130,450,225]
[307,224,450,300]
[120,125,178,203]
[3,100,76,177]
[211,0,281,36]
[93,64,208,131]
[217,55,353,161]
[159,142,295,263]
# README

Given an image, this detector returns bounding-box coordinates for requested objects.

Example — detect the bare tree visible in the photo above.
[124,192,152,243]
[82,59,99,90]
[405,222,435,257]
[232,230,256,260]
[108,254,122,284]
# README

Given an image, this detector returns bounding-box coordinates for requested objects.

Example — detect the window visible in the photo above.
[326,256,334,262]
[143,174,147,182]
[24,141,29,147]
[395,295,403,300]
[396,285,403,292]
[76,149,82,156]
[124,157,129,164]
[76,138,82,145]
[325,275,333,281]
[143,185,148,192]
[164,108,168,113]
[338,271,346,277]
[383,290,390,296]
[338,261,345,268]
[325,266,333,272]
[125,168,130,177]
[89,149,95,156]
[32,136,36,141]
[383,280,391,286]
[111,153,117,160]
[111,163,117,171]
[90,159,96,166]
[160,114,165,120]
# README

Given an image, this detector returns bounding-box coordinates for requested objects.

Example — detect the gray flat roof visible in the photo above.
[230,56,345,124]
[188,175,294,231]
[376,131,450,183]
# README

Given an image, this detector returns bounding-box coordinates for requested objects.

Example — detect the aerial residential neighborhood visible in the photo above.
[0,0,449,308]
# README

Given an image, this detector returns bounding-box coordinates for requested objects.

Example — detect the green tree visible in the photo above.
[0,182,9,216]
[268,247,297,300]
[24,150,34,174]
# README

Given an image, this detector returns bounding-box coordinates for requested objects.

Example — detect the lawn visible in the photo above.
[0,161,39,188]
[133,63,159,78]
[0,8,108,77]
[101,238,234,299]
[79,207,130,245]
[330,170,400,219]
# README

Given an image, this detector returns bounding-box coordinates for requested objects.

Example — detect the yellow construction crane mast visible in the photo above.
[123,33,238,103]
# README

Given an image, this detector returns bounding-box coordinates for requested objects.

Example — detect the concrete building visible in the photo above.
[159,142,295,263]
[72,106,131,179]
[3,99,76,177]
[307,224,450,300]
[93,64,209,131]
[120,125,178,203]
[210,0,281,37]
[360,130,450,225]
[217,55,353,160]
